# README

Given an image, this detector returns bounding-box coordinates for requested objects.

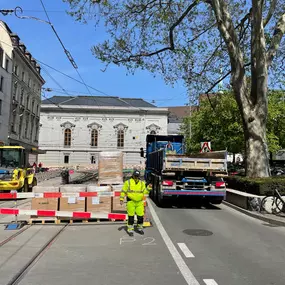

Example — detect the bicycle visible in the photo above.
[261,189,285,215]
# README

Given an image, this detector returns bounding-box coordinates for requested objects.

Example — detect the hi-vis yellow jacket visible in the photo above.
[120,178,152,202]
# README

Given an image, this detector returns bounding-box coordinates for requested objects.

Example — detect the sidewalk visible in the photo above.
[223,201,285,227]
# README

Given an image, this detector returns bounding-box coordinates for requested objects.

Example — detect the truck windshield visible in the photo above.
[0,149,21,168]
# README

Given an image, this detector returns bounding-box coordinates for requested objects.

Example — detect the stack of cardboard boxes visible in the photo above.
[98,151,123,185]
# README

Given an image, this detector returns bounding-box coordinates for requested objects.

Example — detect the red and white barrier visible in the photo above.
[0,208,127,220]
[0,191,122,199]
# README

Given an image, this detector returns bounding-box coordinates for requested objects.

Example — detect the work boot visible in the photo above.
[137,225,144,235]
[127,230,134,237]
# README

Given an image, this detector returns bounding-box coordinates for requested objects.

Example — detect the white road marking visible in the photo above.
[203,279,219,285]
[177,243,195,258]
[147,198,200,285]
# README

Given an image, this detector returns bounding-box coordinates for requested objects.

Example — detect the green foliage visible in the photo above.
[181,90,285,154]
[181,92,244,154]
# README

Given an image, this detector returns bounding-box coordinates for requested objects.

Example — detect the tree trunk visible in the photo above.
[233,153,236,164]
[232,75,270,178]
[243,114,270,177]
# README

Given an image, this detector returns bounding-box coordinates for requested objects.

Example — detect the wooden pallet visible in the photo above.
[28,217,125,224]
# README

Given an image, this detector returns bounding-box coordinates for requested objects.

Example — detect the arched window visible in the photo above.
[91,129,98,147]
[150,130,156,135]
[117,130,124,148]
[64,128,71,147]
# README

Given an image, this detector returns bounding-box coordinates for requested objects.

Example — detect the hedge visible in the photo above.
[225,176,285,195]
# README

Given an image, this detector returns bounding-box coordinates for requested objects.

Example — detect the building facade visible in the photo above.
[0,21,45,151]
[39,96,168,167]
[0,22,13,145]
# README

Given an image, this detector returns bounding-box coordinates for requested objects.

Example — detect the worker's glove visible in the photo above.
[120,200,124,206]
[148,183,152,188]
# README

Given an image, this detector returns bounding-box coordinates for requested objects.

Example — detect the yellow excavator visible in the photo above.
[0,146,37,192]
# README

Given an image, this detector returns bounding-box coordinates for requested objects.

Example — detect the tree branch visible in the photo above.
[267,12,285,66]
[263,0,277,27]
[210,0,244,68]
[113,0,200,64]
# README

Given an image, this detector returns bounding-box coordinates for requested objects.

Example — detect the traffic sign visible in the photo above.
[200,141,211,153]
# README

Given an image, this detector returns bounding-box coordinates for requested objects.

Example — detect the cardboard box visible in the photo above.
[86,197,112,213]
[59,185,87,212]
[112,197,127,213]
[59,197,86,212]
[33,186,59,193]
[31,198,58,211]
[98,152,123,185]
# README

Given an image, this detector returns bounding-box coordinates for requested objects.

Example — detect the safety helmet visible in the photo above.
[132,169,140,178]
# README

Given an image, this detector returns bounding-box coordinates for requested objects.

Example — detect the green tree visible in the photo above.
[181,92,244,157]
[64,1,285,177]
[181,90,285,156]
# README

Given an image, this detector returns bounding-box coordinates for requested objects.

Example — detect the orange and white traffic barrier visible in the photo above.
[0,191,122,199]
[0,208,127,220]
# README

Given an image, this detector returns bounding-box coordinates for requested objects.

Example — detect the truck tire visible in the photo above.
[21,179,29,193]
[31,177,37,190]
[210,199,223,205]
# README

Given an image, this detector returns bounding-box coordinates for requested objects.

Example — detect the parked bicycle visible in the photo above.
[261,189,285,215]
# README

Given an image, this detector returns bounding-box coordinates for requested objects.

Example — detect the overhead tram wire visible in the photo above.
[39,0,147,118]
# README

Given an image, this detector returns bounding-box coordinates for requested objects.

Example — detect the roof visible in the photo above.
[42,96,156,108]
[167,106,199,123]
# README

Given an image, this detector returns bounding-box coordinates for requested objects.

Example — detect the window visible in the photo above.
[150,130,156,135]
[91,155,96,164]
[13,83,18,100]
[0,99,2,115]
[36,104,39,115]
[117,130,124,148]
[28,78,31,87]
[31,101,34,113]
[24,114,29,138]
[21,71,25,81]
[26,96,30,109]
[20,88,24,105]
[11,108,17,132]
[5,59,9,72]
[64,129,71,147]
[19,115,23,137]
[0,76,4,92]
[30,117,34,139]
[64,155,69,164]
[0,48,3,68]
[91,129,98,147]
[14,65,18,76]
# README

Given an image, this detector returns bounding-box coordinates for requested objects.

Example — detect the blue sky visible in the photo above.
[0,0,188,107]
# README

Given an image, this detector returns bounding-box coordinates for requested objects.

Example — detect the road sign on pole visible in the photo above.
[200,141,212,153]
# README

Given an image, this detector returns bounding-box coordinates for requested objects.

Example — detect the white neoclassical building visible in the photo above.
[38,96,168,167]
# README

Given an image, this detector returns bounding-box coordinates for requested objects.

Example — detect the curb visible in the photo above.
[222,201,285,227]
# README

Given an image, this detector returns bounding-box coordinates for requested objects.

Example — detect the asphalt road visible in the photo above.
[0,200,285,285]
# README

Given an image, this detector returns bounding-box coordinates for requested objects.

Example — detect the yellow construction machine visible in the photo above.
[0,146,37,192]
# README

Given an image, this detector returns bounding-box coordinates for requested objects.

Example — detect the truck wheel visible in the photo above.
[31,178,37,190]
[21,180,29,193]
[210,199,223,205]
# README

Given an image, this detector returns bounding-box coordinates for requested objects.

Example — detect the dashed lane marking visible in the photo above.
[147,198,200,285]
[203,279,219,285]
[177,243,195,258]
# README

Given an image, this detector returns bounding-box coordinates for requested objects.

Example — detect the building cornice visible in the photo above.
[40,104,169,114]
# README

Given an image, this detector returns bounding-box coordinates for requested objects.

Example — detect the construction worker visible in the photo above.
[120,169,152,236]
